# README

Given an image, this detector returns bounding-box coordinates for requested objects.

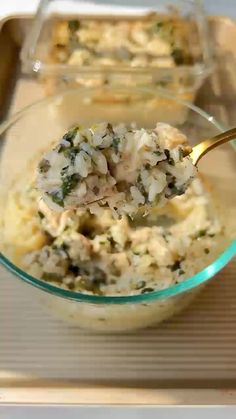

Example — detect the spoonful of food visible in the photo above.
[37,123,235,217]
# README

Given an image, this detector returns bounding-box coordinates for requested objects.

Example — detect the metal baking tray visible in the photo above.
[0,15,236,405]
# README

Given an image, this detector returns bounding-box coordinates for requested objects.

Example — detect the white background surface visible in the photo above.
[1,0,236,417]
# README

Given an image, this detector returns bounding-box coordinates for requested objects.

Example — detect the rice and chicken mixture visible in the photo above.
[1,122,224,297]
[20,177,222,296]
[51,17,192,71]
[37,122,195,217]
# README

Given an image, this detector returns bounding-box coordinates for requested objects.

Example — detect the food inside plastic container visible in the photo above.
[51,16,193,70]
[42,14,204,95]
[21,0,212,103]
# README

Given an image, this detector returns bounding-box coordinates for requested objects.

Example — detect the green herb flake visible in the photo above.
[68,20,80,32]
[38,159,51,174]
[93,185,99,196]
[62,126,79,144]
[196,229,207,238]
[136,174,148,203]
[153,21,164,32]
[170,185,185,196]
[38,211,45,220]
[79,268,107,295]
[164,149,175,166]
[179,148,184,161]
[61,165,69,175]
[63,147,79,164]
[112,137,120,153]
[204,248,210,254]
[154,150,163,156]
[135,280,146,290]
[171,48,185,65]
[48,191,64,208]
[107,123,114,134]
[42,272,63,282]
[179,269,185,275]
[61,173,81,198]
[141,287,154,294]
[57,143,68,153]
[168,260,181,272]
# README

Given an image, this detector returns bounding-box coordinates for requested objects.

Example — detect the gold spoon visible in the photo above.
[190,127,236,165]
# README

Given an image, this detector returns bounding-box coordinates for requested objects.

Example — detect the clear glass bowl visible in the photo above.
[0,86,235,332]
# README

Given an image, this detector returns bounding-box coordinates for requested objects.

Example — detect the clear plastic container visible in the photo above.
[0,86,235,332]
[21,0,213,103]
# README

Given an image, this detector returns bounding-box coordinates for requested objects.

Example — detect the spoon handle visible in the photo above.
[190,127,236,165]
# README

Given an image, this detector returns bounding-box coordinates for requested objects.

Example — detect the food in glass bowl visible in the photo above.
[0,87,235,332]
[37,122,194,216]
[19,176,222,297]
[0,123,227,298]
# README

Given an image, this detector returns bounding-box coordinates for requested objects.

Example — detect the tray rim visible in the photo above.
[1,380,236,405]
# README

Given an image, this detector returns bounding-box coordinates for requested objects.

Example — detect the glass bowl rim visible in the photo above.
[0,85,235,305]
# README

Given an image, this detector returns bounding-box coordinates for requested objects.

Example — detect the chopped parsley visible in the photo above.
[57,143,69,153]
[48,174,80,207]
[168,260,182,272]
[38,211,45,219]
[63,146,79,164]
[79,268,107,294]
[42,272,63,282]
[154,150,163,156]
[179,148,184,161]
[68,20,80,32]
[38,159,51,174]
[61,173,81,198]
[204,248,210,254]
[141,287,154,294]
[68,265,80,275]
[153,21,164,32]
[107,123,114,134]
[135,280,146,290]
[171,48,185,65]
[196,229,207,238]
[136,174,148,203]
[61,165,69,175]
[93,185,99,195]
[112,137,120,153]
[164,149,175,165]
[62,126,79,144]
[48,190,64,207]
[169,185,185,196]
